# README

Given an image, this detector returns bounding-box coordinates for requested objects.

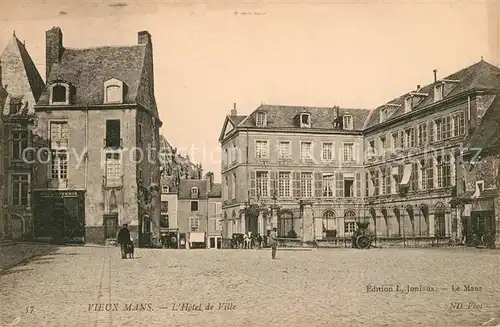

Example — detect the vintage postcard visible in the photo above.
[0,0,499,326]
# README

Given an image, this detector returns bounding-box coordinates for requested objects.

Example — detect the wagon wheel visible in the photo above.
[356,235,371,249]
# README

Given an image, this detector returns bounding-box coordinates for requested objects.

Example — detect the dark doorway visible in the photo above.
[470,211,495,248]
[246,213,258,234]
[104,214,118,239]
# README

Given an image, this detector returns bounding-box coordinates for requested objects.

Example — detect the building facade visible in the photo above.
[219,103,370,243]
[31,27,162,247]
[1,33,45,241]
[0,73,8,240]
[219,60,500,247]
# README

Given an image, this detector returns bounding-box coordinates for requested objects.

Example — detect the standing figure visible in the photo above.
[270,227,278,259]
[117,224,131,259]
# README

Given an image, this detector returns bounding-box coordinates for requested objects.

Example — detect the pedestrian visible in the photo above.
[117,224,131,259]
[270,227,278,259]
[257,234,262,249]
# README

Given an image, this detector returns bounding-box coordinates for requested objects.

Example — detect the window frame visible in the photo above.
[10,173,30,206]
[190,200,199,211]
[342,142,354,162]
[300,171,313,198]
[255,140,269,159]
[104,78,124,104]
[256,111,267,127]
[300,141,313,161]
[278,140,292,160]
[300,113,311,128]
[10,129,29,161]
[321,142,334,161]
[49,82,70,105]
[277,171,292,198]
[343,115,354,130]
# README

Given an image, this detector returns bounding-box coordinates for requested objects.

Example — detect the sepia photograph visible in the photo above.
[0,0,499,326]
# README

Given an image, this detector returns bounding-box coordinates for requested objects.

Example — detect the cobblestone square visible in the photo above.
[1,246,499,327]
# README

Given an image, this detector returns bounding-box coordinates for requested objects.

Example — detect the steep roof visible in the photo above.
[208,183,222,197]
[37,44,158,118]
[464,94,500,151]
[228,115,247,125]
[364,60,500,129]
[176,179,222,199]
[238,104,370,131]
[0,35,45,102]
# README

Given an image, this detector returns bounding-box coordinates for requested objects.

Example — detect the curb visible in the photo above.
[0,246,58,272]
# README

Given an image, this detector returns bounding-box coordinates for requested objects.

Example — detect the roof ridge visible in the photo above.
[64,44,145,51]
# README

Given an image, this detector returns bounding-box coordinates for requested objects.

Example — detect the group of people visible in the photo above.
[116,224,280,260]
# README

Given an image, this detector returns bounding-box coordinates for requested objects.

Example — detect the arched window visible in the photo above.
[322,210,336,232]
[344,210,356,235]
[106,85,121,103]
[191,187,199,198]
[51,84,68,104]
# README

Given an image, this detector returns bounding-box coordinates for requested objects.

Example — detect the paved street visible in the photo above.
[1,246,499,327]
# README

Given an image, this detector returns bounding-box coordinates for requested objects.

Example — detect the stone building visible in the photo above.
[0,33,45,241]
[162,172,222,249]
[0,75,8,240]
[454,93,500,248]
[31,27,162,247]
[219,60,500,247]
[219,103,370,243]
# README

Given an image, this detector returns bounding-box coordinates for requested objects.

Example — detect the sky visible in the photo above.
[0,0,498,182]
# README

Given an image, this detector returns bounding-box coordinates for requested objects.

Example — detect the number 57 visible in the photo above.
[25,306,34,313]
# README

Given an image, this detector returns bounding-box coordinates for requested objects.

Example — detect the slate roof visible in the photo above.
[364,60,500,129]
[0,36,45,101]
[37,44,159,118]
[177,179,221,199]
[228,115,247,125]
[464,94,500,151]
[238,104,370,131]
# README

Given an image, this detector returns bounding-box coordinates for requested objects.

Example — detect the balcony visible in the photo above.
[47,178,68,189]
[103,138,123,149]
[103,175,124,188]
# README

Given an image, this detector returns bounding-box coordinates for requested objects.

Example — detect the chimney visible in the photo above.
[230,103,237,116]
[205,172,214,193]
[416,85,421,91]
[46,27,64,80]
[433,69,437,83]
[138,30,151,45]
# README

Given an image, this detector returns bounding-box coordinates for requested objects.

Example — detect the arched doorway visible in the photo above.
[393,207,401,236]
[278,209,295,238]
[381,208,388,236]
[419,204,429,236]
[322,210,337,238]
[10,215,24,240]
[405,205,415,237]
[435,203,446,238]
[245,205,259,234]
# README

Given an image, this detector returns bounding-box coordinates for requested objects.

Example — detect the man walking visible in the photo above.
[117,224,131,259]
[270,227,278,259]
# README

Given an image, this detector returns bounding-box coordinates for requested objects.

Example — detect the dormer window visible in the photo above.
[49,82,70,105]
[162,186,170,193]
[343,115,353,130]
[434,83,443,102]
[404,96,412,113]
[256,111,267,127]
[300,113,311,128]
[104,78,124,104]
[379,108,387,123]
[191,187,199,197]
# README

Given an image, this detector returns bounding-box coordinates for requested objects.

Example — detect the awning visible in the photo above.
[400,163,412,186]
[190,232,205,243]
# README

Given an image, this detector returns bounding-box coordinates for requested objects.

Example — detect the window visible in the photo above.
[344,210,356,235]
[300,172,313,197]
[224,176,229,200]
[417,122,427,146]
[231,143,237,163]
[9,99,21,114]
[380,169,386,195]
[106,85,121,103]
[385,167,391,195]
[410,162,418,191]
[190,201,199,211]
[191,187,199,197]
[51,84,68,104]
[344,174,354,197]
[434,84,443,102]
[50,121,69,148]
[322,143,333,161]
[379,108,387,123]
[105,120,121,148]
[343,143,354,162]
[300,142,313,160]
[255,141,269,159]
[51,150,68,180]
[426,158,434,190]
[160,214,169,228]
[162,186,170,193]
[420,160,427,191]
[442,116,452,139]
[105,153,121,179]
[256,171,269,197]
[368,140,375,159]
[231,173,236,199]
[11,174,29,206]
[278,172,291,197]
[343,115,353,130]
[11,130,29,160]
[437,155,451,188]
[365,172,370,197]
[161,201,169,213]
[435,118,442,141]
[322,210,336,232]
[404,96,412,112]
[322,173,334,197]
[300,113,311,128]
[189,217,200,231]
[278,141,291,160]
[379,136,386,155]
[404,128,415,147]
[256,112,267,127]
[224,148,228,166]
[452,111,465,136]
[371,170,379,196]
